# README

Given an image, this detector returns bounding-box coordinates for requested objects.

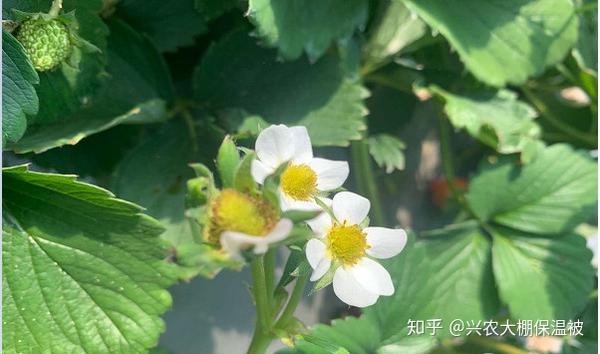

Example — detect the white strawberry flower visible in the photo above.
[251,124,349,211]
[305,191,407,307]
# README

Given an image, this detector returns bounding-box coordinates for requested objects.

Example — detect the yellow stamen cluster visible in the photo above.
[280,164,317,201]
[204,189,277,245]
[326,223,370,266]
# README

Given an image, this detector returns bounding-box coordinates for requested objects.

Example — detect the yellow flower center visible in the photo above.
[326,222,370,266]
[205,189,277,245]
[280,163,317,201]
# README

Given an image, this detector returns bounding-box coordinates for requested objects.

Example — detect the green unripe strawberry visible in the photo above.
[16,18,71,72]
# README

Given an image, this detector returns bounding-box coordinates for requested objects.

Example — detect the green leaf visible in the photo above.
[403,0,579,87]
[30,124,143,178]
[2,165,177,354]
[370,223,498,340]
[116,0,207,52]
[216,135,241,188]
[2,30,38,146]
[367,134,406,173]
[466,144,597,235]
[293,223,498,352]
[194,30,367,147]
[6,0,109,123]
[112,120,196,250]
[572,0,597,76]
[431,87,541,155]
[112,119,226,279]
[491,227,594,320]
[363,0,427,69]
[247,0,368,61]
[195,0,239,20]
[9,19,174,154]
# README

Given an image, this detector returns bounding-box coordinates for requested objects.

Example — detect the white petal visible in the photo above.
[251,159,273,185]
[221,219,292,257]
[255,124,294,168]
[365,227,407,259]
[262,219,293,245]
[309,158,349,191]
[348,258,394,296]
[279,191,320,212]
[332,267,379,308]
[306,198,333,237]
[220,231,260,260]
[332,191,370,225]
[305,239,327,269]
[310,258,331,281]
[289,126,313,164]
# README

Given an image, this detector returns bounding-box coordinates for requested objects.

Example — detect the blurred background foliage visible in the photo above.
[2,0,598,353]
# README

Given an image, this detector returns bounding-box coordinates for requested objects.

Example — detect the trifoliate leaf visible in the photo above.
[491,226,594,320]
[466,144,597,235]
[2,165,177,354]
[9,19,173,153]
[247,0,368,61]
[368,134,406,173]
[403,0,579,87]
[193,30,367,147]
[116,0,207,52]
[2,30,38,146]
[431,87,541,155]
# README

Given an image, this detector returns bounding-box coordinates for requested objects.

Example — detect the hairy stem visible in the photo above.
[274,275,308,329]
[248,257,273,354]
[350,140,385,226]
[437,112,483,224]
[522,86,597,146]
[48,0,63,17]
[264,249,276,310]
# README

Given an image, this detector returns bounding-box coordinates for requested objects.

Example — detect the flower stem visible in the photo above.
[274,275,308,329]
[248,256,273,354]
[264,249,276,310]
[522,86,597,146]
[48,0,63,17]
[437,112,481,223]
[350,140,385,226]
[437,112,456,183]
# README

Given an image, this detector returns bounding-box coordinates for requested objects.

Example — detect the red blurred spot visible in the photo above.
[430,177,468,208]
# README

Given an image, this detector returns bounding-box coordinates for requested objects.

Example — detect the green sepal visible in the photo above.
[309,262,338,295]
[175,243,243,280]
[281,209,322,223]
[12,8,101,74]
[13,9,100,53]
[186,163,217,208]
[272,287,289,317]
[276,247,308,289]
[233,152,258,194]
[274,317,306,339]
[271,225,313,248]
[216,135,241,188]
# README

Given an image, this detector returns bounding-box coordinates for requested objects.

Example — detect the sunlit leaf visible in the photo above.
[3,165,177,353]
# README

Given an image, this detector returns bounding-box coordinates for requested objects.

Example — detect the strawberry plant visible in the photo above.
[2,0,597,353]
